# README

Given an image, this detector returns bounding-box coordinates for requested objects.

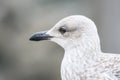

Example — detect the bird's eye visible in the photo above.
[59,27,67,34]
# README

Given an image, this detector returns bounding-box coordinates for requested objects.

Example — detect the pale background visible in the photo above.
[0,0,120,80]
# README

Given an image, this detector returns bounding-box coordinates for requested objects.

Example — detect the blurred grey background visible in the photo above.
[0,0,120,80]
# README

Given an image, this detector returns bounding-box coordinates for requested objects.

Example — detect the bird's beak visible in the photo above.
[29,31,53,41]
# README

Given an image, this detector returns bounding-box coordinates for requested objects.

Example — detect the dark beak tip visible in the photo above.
[29,37,34,41]
[29,32,53,41]
[29,36,35,41]
[29,35,40,41]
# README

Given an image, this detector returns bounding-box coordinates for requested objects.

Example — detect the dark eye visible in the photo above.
[59,27,67,34]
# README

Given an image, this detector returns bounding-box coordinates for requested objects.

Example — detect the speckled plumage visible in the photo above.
[31,15,120,80]
[48,15,120,80]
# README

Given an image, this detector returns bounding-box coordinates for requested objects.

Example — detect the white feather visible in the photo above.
[46,15,120,80]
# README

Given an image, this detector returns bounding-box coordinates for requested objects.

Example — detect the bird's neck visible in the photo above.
[65,36,101,57]
[64,46,100,61]
[61,43,101,80]
[61,37,102,80]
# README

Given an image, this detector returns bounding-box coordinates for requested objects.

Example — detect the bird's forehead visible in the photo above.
[55,17,78,28]
[60,16,78,24]
[54,16,86,30]
[51,15,95,34]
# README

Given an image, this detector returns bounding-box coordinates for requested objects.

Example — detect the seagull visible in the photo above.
[29,15,120,80]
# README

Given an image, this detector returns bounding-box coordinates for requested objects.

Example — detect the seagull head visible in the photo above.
[30,15,100,51]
